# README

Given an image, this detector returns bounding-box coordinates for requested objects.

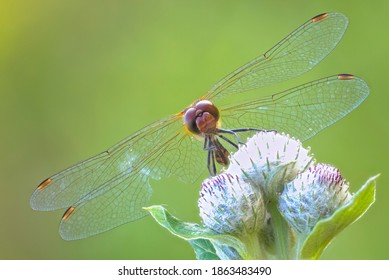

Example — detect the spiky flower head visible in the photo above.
[198,173,265,236]
[278,163,352,234]
[226,131,314,199]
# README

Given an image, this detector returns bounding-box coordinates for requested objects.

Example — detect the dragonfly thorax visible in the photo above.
[184,100,220,136]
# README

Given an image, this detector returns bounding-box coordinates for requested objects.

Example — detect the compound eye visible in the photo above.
[196,100,219,121]
[184,107,200,134]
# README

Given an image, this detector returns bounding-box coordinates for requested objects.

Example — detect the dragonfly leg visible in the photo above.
[218,128,277,149]
[218,134,239,149]
[204,135,217,152]
[230,128,277,133]
[211,149,217,176]
[207,148,212,175]
[203,135,209,150]
[217,128,243,145]
[206,137,217,176]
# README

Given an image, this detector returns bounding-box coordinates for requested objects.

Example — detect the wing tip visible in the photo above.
[311,12,349,29]
[36,177,52,190]
[337,73,370,100]
[30,178,53,210]
[59,206,77,240]
[311,12,329,22]
[62,206,76,221]
[337,73,354,80]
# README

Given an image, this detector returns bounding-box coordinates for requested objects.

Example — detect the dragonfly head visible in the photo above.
[184,100,220,135]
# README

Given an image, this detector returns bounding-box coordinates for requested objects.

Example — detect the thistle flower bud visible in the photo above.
[278,163,352,234]
[198,173,265,236]
[227,131,314,198]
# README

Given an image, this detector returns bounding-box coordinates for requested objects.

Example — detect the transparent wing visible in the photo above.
[220,75,369,141]
[205,12,348,101]
[30,114,206,240]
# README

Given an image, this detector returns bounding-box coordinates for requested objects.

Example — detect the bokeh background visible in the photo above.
[1,0,388,259]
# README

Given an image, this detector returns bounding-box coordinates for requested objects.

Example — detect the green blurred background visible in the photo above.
[1,0,388,259]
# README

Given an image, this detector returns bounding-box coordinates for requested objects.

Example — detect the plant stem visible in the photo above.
[268,201,290,259]
[241,233,266,259]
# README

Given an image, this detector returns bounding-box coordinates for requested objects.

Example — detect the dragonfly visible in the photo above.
[30,12,369,240]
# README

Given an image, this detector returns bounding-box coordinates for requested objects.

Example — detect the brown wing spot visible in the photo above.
[337,74,354,80]
[37,178,52,190]
[311,13,329,22]
[62,206,75,221]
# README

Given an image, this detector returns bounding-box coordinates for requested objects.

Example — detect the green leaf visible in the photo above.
[300,175,379,260]
[188,239,220,260]
[144,205,248,259]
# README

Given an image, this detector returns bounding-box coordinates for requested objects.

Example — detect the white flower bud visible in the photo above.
[227,131,314,198]
[278,163,352,234]
[198,173,265,236]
